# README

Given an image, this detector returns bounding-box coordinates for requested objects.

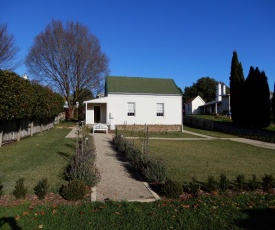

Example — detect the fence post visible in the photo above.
[40,118,43,133]
[0,120,2,147]
[30,120,34,136]
[17,119,22,141]
[0,128,3,147]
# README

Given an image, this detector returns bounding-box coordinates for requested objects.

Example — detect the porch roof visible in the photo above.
[83,97,108,104]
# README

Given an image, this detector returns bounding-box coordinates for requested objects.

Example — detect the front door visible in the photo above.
[94,106,100,123]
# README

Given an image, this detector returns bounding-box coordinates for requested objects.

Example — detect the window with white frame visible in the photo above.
[156,103,164,116]
[127,102,135,116]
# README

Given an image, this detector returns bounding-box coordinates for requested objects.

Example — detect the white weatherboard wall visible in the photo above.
[185,96,205,115]
[191,96,205,115]
[107,94,182,126]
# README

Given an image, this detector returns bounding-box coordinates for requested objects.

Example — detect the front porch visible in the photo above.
[85,102,107,124]
[83,97,115,130]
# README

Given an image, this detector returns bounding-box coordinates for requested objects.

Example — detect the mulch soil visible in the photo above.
[0,192,91,207]
[0,189,274,208]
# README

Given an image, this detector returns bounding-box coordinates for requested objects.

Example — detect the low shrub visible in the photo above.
[206,175,218,193]
[113,135,128,154]
[236,174,246,191]
[247,174,260,191]
[65,136,100,187]
[262,174,274,192]
[60,179,87,201]
[219,173,230,192]
[185,177,200,198]
[112,135,166,183]
[161,179,183,199]
[124,145,141,164]
[141,157,166,183]
[34,178,49,200]
[13,177,28,199]
[66,157,100,187]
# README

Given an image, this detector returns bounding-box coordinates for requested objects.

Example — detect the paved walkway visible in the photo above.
[93,134,159,202]
[181,130,275,150]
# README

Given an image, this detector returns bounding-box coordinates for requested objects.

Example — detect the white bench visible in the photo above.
[93,123,108,134]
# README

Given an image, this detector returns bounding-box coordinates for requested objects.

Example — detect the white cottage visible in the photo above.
[83,76,183,131]
[185,96,205,115]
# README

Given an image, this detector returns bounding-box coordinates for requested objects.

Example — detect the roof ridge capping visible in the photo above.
[106,76,182,95]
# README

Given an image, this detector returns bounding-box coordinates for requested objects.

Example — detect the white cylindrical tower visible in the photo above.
[216,83,222,101]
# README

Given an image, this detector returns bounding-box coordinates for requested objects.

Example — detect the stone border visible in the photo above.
[90,182,160,203]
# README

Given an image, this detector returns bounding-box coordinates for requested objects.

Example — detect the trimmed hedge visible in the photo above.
[0,70,64,120]
[65,130,100,187]
[112,135,166,183]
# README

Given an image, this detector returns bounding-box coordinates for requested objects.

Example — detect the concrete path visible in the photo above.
[181,130,275,150]
[93,134,159,202]
[65,127,77,138]
[223,138,275,150]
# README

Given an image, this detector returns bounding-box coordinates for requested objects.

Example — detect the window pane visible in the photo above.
[156,103,164,116]
[127,102,135,116]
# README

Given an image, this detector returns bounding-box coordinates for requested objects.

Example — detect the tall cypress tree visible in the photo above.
[229,51,245,125]
[245,67,270,128]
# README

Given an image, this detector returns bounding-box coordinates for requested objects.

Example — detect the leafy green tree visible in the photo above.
[0,70,32,120]
[183,77,226,103]
[229,50,245,125]
[244,67,270,128]
[0,70,64,120]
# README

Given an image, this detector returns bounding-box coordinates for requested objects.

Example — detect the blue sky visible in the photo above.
[1,0,275,91]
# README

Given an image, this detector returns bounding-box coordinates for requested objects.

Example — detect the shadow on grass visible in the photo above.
[0,217,22,230]
[237,208,275,229]
[57,144,75,162]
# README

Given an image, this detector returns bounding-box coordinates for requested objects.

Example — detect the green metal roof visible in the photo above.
[105,76,182,95]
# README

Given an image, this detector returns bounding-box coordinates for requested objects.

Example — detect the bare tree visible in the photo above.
[26,19,109,118]
[0,23,20,70]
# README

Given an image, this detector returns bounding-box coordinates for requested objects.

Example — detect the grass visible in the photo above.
[147,139,275,182]
[1,194,274,229]
[190,114,275,132]
[266,123,275,131]
[0,128,75,194]
[116,129,197,138]
[55,120,78,128]
[191,114,232,122]
[1,124,275,229]
[183,125,239,138]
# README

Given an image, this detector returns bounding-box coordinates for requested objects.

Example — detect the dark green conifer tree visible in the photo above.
[244,67,270,128]
[229,51,245,125]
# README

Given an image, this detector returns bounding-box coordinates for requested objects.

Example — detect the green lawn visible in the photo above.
[1,194,274,229]
[116,130,198,138]
[1,126,275,229]
[0,128,75,194]
[183,125,239,138]
[191,114,232,122]
[148,139,275,182]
